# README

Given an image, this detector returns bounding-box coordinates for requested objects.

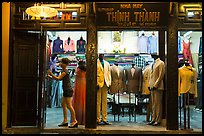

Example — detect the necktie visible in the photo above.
[100,60,104,68]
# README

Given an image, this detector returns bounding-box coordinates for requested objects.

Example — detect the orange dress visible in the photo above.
[72,67,86,125]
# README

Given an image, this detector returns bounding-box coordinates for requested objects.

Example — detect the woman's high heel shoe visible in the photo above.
[69,122,78,128]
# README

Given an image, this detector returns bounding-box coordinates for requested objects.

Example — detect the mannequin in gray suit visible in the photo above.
[110,61,126,94]
[125,63,143,94]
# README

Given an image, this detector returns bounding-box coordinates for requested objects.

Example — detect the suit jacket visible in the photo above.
[64,39,75,52]
[148,58,165,90]
[125,66,142,93]
[53,38,63,53]
[77,40,86,54]
[110,65,126,94]
[142,65,151,95]
[97,59,111,88]
[178,65,197,97]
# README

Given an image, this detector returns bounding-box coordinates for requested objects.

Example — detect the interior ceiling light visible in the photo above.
[26,3,58,18]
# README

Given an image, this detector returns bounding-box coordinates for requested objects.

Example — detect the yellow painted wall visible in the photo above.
[2,2,10,129]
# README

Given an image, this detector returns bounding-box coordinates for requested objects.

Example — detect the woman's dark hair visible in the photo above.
[78,60,86,71]
[61,58,71,65]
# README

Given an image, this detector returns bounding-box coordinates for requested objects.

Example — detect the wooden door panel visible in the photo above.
[12,31,38,126]
[15,46,36,76]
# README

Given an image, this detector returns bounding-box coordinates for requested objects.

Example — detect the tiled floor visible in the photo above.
[45,104,202,131]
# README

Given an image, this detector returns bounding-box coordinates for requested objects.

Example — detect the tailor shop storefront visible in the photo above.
[2,2,202,133]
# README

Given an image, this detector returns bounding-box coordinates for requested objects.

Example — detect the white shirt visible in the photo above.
[137,35,149,53]
[131,67,135,77]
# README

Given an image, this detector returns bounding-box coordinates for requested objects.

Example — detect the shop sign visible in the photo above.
[96,2,169,27]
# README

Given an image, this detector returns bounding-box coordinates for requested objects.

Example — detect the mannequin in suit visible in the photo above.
[77,36,86,54]
[125,63,142,94]
[110,61,126,94]
[53,36,63,53]
[178,61,197,97]
[97,54,112,125]
[64,37,75,53]
[147,54,165,126]
[142,62,152,122]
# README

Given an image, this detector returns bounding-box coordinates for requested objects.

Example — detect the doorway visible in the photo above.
[44,31,87,128]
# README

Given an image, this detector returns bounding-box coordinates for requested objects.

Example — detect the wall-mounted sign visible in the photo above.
[96,2,169,28]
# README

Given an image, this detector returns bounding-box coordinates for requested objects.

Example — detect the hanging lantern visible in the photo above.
[26,3,58,18]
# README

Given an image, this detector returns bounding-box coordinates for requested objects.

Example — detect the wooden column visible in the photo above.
[159,31,165,61]
[85,2,97,129]
[166,2,178,130]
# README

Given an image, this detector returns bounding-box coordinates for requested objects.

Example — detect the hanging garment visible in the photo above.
[198,37,202,72]
[198,37,202,55]
[53,38,63,53]
[182,40,194,66]
[137,35,149,53]
[134,55,146,70]
[148,35,158,54]
[77,40,86,54]
[178,65,197,97]
[178,36,182,54]
[195,70,202,109]
[49,56,58,72]
[191,53,199,72]
[64,39,75,52]
[47,40,52,58]
[72,67,86,125]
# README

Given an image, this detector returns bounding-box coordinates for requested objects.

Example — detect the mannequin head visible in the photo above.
[114,61,118,66]
[151,54,159,60]
[132,63,135,68]
[80,36,83,40]
[98,53,104,61]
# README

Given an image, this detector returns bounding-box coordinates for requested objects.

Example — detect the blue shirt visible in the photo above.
[178,36,182,54]
[199,37,202,55]
[100,59,104,68]
[148,35,158,54]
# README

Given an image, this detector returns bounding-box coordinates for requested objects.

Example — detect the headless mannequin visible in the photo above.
[148,54,159,91]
